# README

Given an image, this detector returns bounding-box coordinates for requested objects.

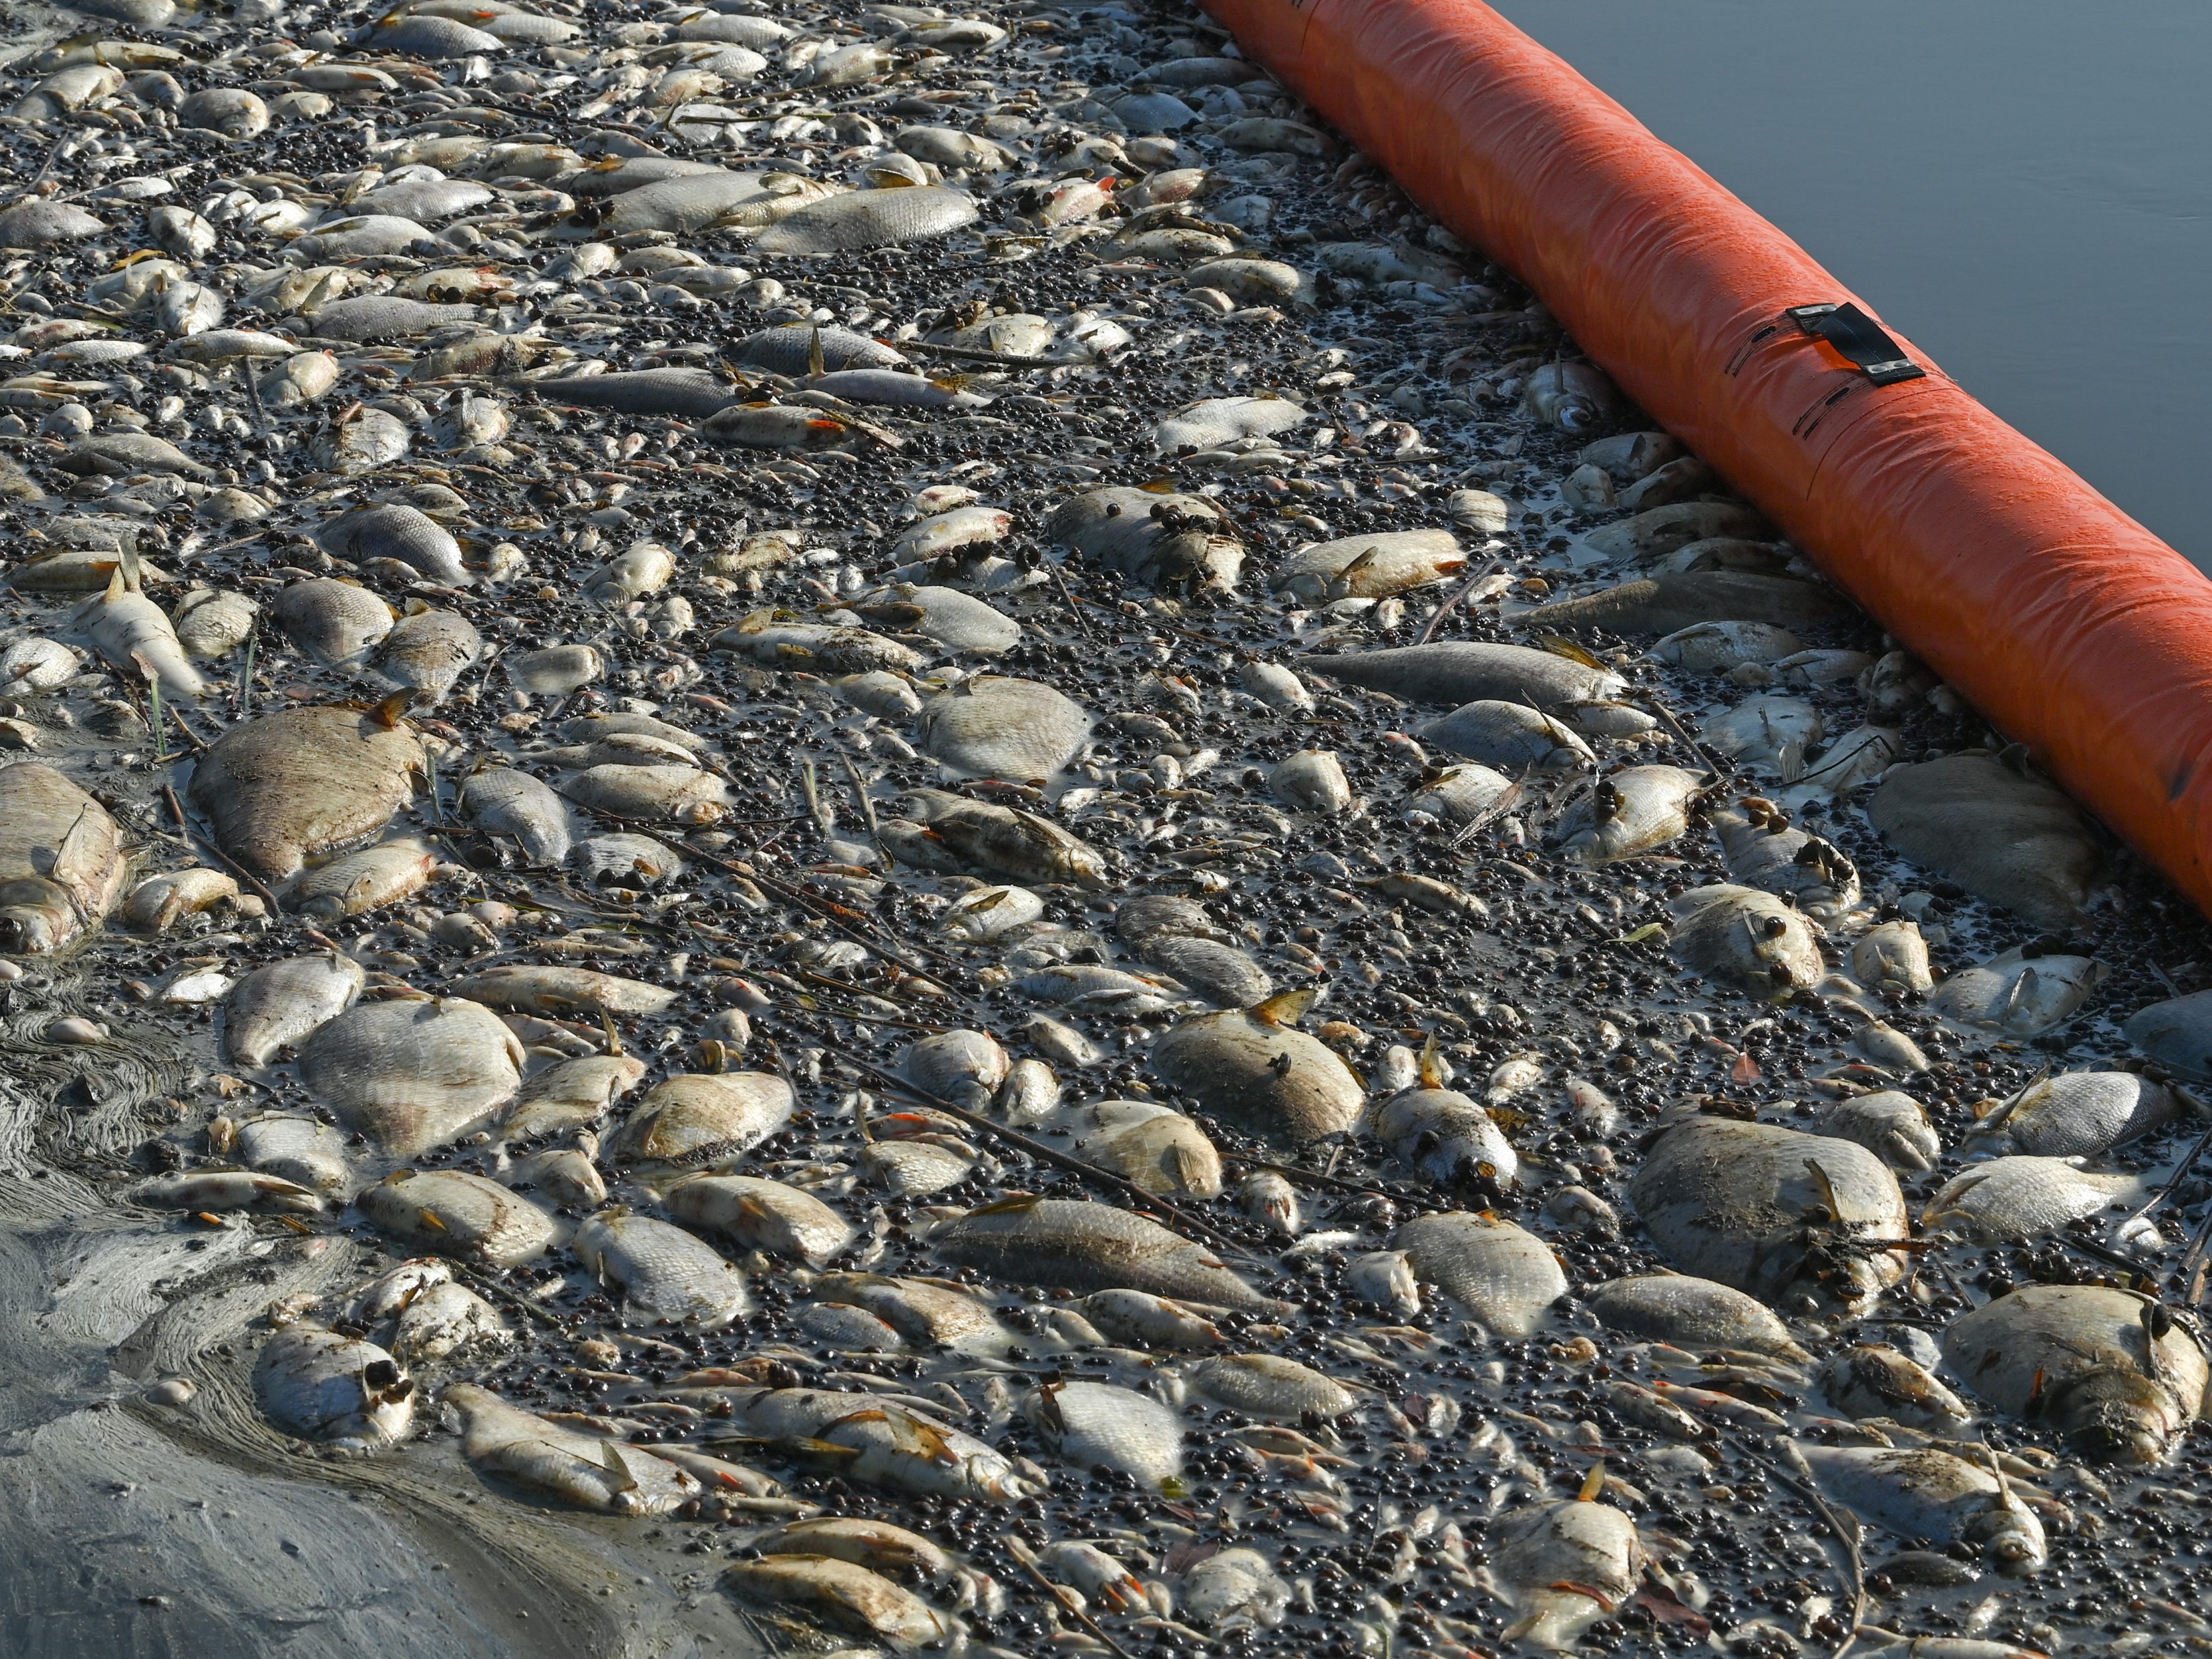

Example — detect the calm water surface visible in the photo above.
[1492,0,2212,568]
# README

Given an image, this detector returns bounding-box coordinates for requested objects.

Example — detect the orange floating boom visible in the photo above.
[1204,0,2212,916]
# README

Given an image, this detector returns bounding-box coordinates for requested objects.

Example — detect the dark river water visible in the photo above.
[1493,0,2212,569]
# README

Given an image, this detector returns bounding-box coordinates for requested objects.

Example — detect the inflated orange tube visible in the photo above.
[1203,0,2212,917]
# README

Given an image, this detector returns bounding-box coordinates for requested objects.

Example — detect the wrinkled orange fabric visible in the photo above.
[1206,0,2212,916]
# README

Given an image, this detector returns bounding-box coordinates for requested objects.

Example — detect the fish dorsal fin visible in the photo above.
[1251,988,1316,1029]
[965,1196,1039,1218]
[1417,1031,1444,1090]
[595,1437,640,1493]
[807,325,825,379]
[102,567,126,604]
[1578,1462,1606,1503]
[1802,1158,1843,1225]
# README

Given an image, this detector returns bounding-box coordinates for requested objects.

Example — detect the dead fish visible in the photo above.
[708,1386,1039,1502]
[853,585,1018,653]
[236,1114,356,1198]
[316,503,471,587]
[357,1168,561,1266]
[894,788,1110,887]
[255,1327,414,1452]
[273,579,395,669]
[77,569,207,701]
[1852,919,1935,994]
[900,1029,1009,1111]
[1817,1343,1970,1428]
[563,762,729,824]
[450,965,677,1019]
[917,675,1089,780]
[2122,990,2212,1080]
[1667,883,1824,1002]
[124,868,243,933]
[1299,641,1621,708]
[1153,395,1308,454]
[0,763,126,954]
[1404,762,1519,826]
[1922,1157,2150,1245]
[504,1145,606,1209]
[187,706,424,880]
[1698,694,1821,781]
[134,1169,326,1215]
[1795,1443,2044,1575]
[1151,992,1365,1149]
[1628,1117,1909,1314]
[571,833,687,889]
[314,405,412,473]
[369,607,482,704]
[1584,1273,1810,1362]
[444,1384,698,1514]
[703,403,896,451]
[1521,360,1619,434]
[1490,1486,1647,1648]
[1188,1353,1358,1421]
[715,612,924,675]
[1870,753,2099,929]
[1708,798,1862,920]
[720,1556,955,1652]
[665,1174,855,1265]
[1069,1099,1224,1198]
[753,186,979,254]
[1945,1284,2208,1463]
[1964,1071,2180,1157]
[810,1272,1008,1352]
[1584,500,1770,561]
[1932,947,2105,1037]
[457,767,575,865]
[293,838,439,919]
[171,589,258,659]
[573,1208,748,1327]
[1529,572,1851,636]
[226,952,365,1067]
[606,1072,796,1174]
[1651,620,1805,673]
[1557,765,1704,864]
[1260,748,1349,816]
[940,884,1045,942]
[534,367,738,420]
[1814,1091,1941,1172]
[934,1196,1276,1310]
[1022,1378,1184,1488]
[495,1053,649,1144]
[1394,1211,1566,1337]
[1372,1084,1519,1187]
[1178,1548,1290,1633]
[299,996,523,1155]
[1045,487,1243,592]
[387,1281,509,1364]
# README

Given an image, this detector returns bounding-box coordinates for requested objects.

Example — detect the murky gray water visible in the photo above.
[1496,0,2212,569]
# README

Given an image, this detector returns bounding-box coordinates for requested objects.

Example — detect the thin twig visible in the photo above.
[900,339,1057,369]
[1414,553,1503,645]
[1049,560,1099,641]
[2122,1086,2212,1235]
[541,779,957,974]
[164,784,282,916]
[1732,1429,1864,1658]
[1005,1537,1138,1659]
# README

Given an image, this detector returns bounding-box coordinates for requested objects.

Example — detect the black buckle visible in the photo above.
[1784,302,1925,386]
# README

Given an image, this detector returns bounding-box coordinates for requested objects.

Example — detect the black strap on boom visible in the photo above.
[1725,301,1926,386]
[1784,302,1925,385]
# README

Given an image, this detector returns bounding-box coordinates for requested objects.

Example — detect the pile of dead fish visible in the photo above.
[5,0,2212,1654]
